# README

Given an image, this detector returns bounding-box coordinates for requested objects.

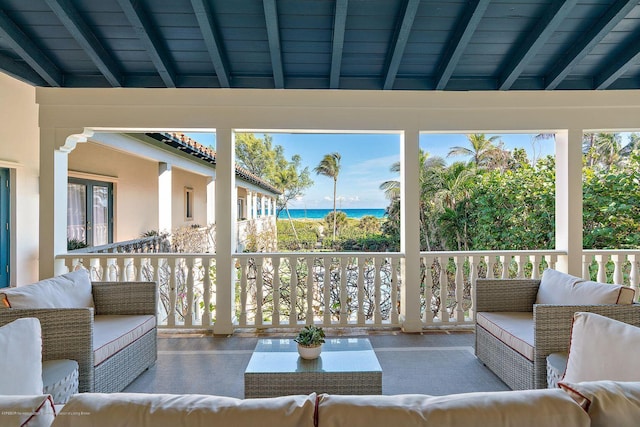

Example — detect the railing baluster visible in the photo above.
[596,254,607,283]
[168,257,177,327]
[468,255,477,322]
[514,255,523,278]
[339,256,348,325]
[185,257,194,327]
[289,256,298,326]
[239,257,248,327]
[500,255,509,279]
[422,256,433,325]
[391,256,399,325]
[582,254,591,281]
[455,255,464,323]
[323,256,332,325]
[255,256,264,327]
[611,254,623,285]
[202,257,212,328]
[374,256,382,325]
[438,257,448,323]
[486,255,496,279]
[357,255,365,325]
[532,254,541,279]
[272,256,281,327]
[305,256,314,324]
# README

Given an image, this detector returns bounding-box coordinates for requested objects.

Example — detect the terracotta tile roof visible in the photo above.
[147,132,282,195]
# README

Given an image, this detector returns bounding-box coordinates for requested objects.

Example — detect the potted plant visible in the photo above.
[294,325,325,360]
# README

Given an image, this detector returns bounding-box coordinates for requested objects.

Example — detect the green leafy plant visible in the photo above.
[294,325,325,347]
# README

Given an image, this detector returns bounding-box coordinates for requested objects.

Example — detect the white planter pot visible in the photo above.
[297,344,322,360]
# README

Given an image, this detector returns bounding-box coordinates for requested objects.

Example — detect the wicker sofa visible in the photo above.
[0,276,157,393]
[475,273,640,390]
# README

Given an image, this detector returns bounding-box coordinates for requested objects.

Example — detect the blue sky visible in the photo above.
[186,131,558,210]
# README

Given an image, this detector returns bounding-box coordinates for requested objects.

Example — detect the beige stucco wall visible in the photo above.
[171,166,209,229]
[0,74,40,285]
[68,141,158,241]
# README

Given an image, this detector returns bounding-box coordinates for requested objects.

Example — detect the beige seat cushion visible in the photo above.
[93,315,156,366]
[53,393,317,427]
[476,312,534,361]
[317,389,589,427]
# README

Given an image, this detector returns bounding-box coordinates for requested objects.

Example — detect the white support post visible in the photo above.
[158,162,172,234]
[39,128,90,278]
[213,128,236,335]
[555,129,583,276]
[400,129,422,332]
[246,191,252,220]
[206,176,215,226]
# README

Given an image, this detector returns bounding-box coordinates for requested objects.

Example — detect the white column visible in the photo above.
[246,190,253,220]
[252,191,258,219]
[213,128,236,335]
[261,194,266,217]
[555,129,583,276]
[206,176,215,225]
[39,128,90,278]
[400,129,422,332]
[158,163,172,234]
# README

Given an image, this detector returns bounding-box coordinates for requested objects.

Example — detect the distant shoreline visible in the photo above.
[278,208,385,220]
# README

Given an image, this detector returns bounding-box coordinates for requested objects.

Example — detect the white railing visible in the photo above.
[233,252,403,328]
[56,249,639,332]
[419,250,562,327]
[583,250,640,297]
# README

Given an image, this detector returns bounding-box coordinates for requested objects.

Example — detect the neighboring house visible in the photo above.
[66,131,281,253]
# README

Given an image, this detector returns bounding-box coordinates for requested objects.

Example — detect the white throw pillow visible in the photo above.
[1,269,94,309]
[559,381,640,427]
[0,318,44,395]
[317,389,589,427]
[563,312,640,383]
[535,268,633,305]
[0,395,56,427]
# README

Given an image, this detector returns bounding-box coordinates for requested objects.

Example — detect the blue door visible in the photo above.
[0,168,9,288]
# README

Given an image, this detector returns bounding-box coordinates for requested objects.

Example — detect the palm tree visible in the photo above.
[314,152,341,240]
[583,133,622,170]
[272,169,301,248]
[448,134,502,169]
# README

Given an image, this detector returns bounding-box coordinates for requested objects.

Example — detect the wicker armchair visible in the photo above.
[475,278,640,390]
[0,281,157,393]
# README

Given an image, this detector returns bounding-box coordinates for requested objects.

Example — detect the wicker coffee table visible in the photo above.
[244,337,382,398]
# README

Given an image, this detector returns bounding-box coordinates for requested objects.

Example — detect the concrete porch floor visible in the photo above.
[124,329,510,398]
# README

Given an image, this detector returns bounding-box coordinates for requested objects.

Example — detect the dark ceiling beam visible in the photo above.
[330,0,348,89]
[434,0,490,90]
[190,0,230,88]
[44,0,122,87]
[0,10,62,87]
[499,0,578,90]
[0,51,47,86]
[116,0,176,88]
[262,0,284,88]
[595,36,640,89]
[383,0,420,90]
[545,0,637,90]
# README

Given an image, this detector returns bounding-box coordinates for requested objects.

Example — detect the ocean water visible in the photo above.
[279,208,386,219]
